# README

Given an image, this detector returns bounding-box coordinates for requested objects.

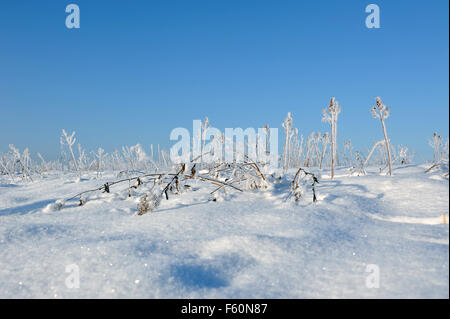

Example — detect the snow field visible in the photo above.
[0,164,448,298]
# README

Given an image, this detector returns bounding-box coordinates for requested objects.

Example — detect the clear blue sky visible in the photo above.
[0,0,448,160]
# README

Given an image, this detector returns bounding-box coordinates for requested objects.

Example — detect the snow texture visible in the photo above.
[0,165,448,298]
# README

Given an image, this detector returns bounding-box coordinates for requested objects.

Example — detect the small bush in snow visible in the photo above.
[137,191,162,215]
[288,167,319,203]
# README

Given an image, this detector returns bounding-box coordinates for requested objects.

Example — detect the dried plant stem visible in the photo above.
[380,117,392,176]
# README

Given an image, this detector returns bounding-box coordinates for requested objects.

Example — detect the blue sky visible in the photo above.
[0,0,448,160]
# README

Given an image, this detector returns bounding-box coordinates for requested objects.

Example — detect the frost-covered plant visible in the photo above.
[37,152,48,176]
[302,133,311,167]
[443,138,449,162]
[119,144,161,174]
[9,144,33,181]
[77,143,87,173]
[200,117,209,167]
[294,132,304,168]
[121,146,135,173]
[137,191,162,215]
[282,112,294,172]
[322,97,341,179]
[130,144,143,163]
[371,97,392,176]
[61,129,79,173]
[429,133,443,163]
[96,147,105,177]
[243,162,269,190]
[363,139,385,170]
[288,167,319,202]
[291,182,304,202]
[425,133,449,176]
[343,140,353,167]
[287,128,299,168]
[319,133,329,170]
[351,150,366,176]
[111,149,121,171]
[0,154,15,181]
[395,145,409,165]
[304,132,317,168]
[160,148,169,168]
[263,124,270,158]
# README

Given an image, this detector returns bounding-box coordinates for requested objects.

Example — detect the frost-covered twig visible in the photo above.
[319,133,329,170]
[37,153,48,175]
[363,139,385,170]
[425,158,449,176]
[0,156,15,181]
[429,133,443,163]
[200,117,209,167]
[322,97,341,179]
[61,129,79,174]
[351,150,366,176]
[288,167,319,203]
[282,112,293,172]
[9,144,33,181]
[194,174,243,192]
[96,147,105,177]
[63,173,164,203]
[137,164,186,215]
[371,97,392,176]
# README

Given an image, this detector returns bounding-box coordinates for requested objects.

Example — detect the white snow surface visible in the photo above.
[0,165,448,298]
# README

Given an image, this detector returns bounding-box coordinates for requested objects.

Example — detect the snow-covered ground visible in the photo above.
[0,164,448,298]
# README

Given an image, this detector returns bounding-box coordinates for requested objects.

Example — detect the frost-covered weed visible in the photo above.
[137,191,162,215]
